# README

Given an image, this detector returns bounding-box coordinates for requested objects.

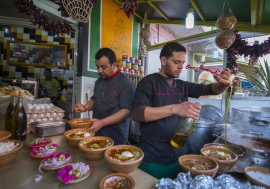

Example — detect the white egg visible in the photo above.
[121,151,134,158]
[28,105,33,110]
[37,118,41,121]
[32,114,38,118]
[45,105,51,109]
[33,104,38,107]
[52,112,57,117]
[40,113,44,118]
[56,117,60,120]
[27,114,31,118]
[30,119,34,122]
[35,106,40,110]
[58,113,63,116]
[42,118,48,121]
[46,113,50,117]
[49,118,54,121]
[50,103,54,107]
[40,104,45,109]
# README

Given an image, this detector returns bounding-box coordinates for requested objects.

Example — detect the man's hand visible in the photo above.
[172,101,201,120]
[89,118,104,132]
[214,68,235,86]
[73,103,86,112]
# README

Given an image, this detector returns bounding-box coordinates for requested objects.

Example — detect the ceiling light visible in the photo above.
[185,2,194,29]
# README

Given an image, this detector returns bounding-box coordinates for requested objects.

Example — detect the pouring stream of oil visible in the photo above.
[224,75,234,152]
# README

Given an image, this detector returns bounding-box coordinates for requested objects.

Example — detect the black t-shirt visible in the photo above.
[91,72,135,145]
[132,73,205,163]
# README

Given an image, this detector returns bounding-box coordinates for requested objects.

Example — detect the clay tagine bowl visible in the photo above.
[178,154,219,178]
[68,118,93,129]
[99,173,135,189]
[63,128,95,148]
[200,146,238,173]
[0,130,12,140]
[78,136,114,162]
[0,139,23,168]
[104,145,144,174]
[203,143,245,157]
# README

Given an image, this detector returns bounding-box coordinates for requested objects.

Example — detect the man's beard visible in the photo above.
[164,63,178,78]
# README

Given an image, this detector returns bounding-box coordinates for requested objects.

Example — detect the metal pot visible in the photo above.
[232,106,270,139]
[186,118,217,154]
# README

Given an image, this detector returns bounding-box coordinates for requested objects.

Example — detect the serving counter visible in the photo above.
[0,120,157,189]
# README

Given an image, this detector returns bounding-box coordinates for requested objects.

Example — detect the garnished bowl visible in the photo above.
[99,173,135,189]
[200,147,238,173]
[78,136,114,162]
[178,154,219,178]
[203,143,245,157]
[104,145,144,174]
[68,118,93,129]
[63,128,95,148]
[0,139,23,168]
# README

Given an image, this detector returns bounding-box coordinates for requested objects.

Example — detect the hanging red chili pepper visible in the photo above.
[116,0,138,18]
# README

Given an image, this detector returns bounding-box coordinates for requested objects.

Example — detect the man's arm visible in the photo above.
[132,102,201,122]
[99,109,131,126]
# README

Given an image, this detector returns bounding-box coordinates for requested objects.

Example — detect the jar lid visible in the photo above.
[199,105,225,124]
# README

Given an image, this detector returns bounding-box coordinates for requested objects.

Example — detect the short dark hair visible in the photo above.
[95,48,116,65]
[44,68,52,73]
[159,42,186,59]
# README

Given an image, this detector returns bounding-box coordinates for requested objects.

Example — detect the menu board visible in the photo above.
[7,40,67,68]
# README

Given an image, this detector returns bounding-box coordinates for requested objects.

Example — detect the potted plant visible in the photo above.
[247,60,270,96]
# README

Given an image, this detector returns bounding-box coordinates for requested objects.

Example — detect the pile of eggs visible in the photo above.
[25,103,65,123]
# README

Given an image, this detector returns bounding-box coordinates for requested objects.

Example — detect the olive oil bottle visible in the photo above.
[170,117,196,149]
[11,97,27,141]
[5,95,17,138]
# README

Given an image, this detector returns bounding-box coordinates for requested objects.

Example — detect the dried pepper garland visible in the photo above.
[117,0,138,18]
[12,0,75,35]
[226,30,270,74]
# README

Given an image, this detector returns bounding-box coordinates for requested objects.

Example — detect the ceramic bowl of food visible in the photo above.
[99,173,135,189]
[63,128,95,148]
[244,166,270,188]
[200,147,238,173]
[178,154,219,178]
[78,136,114,162]
[68,118,93,129]
[104,145,144,174]
[0,130,12,140]
[0,139,23,168]
[203,143,245,156]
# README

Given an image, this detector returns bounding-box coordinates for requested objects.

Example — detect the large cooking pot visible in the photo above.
[221,133,270,166]
[186,118,217,154]
[232,106,270,139]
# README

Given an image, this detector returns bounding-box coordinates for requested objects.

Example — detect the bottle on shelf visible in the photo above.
[170,103,200,149]
[11,97,27,141]
[5,95,17,138]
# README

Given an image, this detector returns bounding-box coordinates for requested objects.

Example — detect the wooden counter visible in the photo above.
[0,120,157,189]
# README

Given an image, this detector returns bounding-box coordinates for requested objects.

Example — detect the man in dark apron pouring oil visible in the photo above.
[132,42,234,179]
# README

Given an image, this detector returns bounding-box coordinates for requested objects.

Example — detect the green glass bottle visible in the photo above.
[5,95,17,138]
[11,97,27,141]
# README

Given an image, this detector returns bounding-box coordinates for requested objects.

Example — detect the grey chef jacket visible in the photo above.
[132,73,205,163]
[91,71,135,145]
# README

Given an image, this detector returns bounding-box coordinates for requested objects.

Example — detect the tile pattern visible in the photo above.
[0,25,75,89]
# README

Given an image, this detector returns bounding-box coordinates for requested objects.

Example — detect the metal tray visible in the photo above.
[32,119,68,137]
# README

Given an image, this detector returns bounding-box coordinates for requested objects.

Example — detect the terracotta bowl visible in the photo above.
[244,166,270,188]
[63,128,95,148]
[178,154,219,178]
[78,136,114,162]
[104,145,144,174]
[99,173,135,189]
[0,139,23,168]
[0,130,12,140]
[203,143,245,157]
[68,118,93,129]
[200,147,238,173]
